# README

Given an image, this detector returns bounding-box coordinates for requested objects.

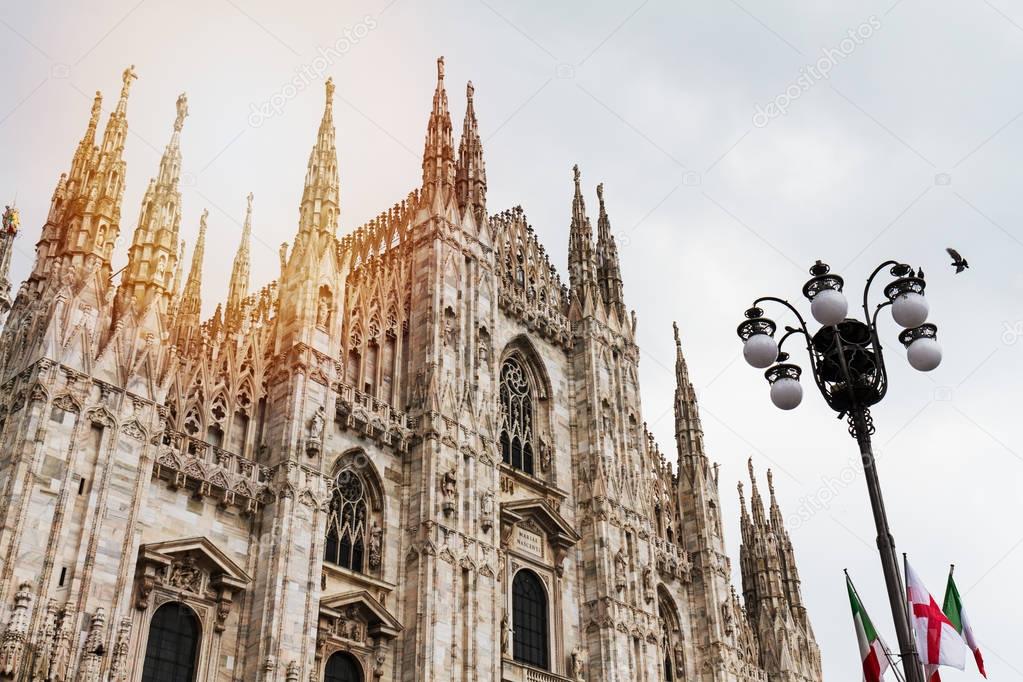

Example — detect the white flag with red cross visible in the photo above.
[905,558,965,681]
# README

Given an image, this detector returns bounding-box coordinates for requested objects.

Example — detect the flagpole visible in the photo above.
[846,569,907,682]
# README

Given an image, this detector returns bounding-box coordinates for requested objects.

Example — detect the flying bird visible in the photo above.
[946,247,969,274]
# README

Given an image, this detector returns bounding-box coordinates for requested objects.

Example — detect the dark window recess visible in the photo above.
[324,651,363,682]
[512,569,549,669]
[141,602,200,682]
[77,478,86,495]
[57,567,67,587]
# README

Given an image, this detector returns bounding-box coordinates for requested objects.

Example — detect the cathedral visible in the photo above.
[0,57,821,681]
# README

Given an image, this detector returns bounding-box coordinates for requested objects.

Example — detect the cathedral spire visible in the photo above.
[673,322,705,461]
[117,91,187,317]
[299,77,339,236]
[422,57,455,204]
[748,457,767,528]
[594,182,625,317]
[173,209,207,348]
[54,66,135,289]
[27,92,101,289]
[67,91,103,191]
[226,193,253,329]
[455,80,486,221]
[568,165,597,296]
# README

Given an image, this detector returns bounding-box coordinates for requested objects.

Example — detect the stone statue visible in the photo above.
[614,548,627,592]
[174,92,189,131]
[674,640,685,669]
[1,205,18,235]
[571,645,585,680]
[368,521,383,569]
[441,468,457,499]
[316,294,330,328]
[501,612,510,653]
[309,406,326,440]
[169,556,202,592]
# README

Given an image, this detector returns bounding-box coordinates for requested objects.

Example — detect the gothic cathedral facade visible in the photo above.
[0,59,821,682]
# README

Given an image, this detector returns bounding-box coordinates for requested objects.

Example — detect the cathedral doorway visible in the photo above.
[141,602,200,682]
[324,651,363,682]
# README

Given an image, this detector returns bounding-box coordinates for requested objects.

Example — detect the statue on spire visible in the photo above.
[466,80,474,100]
[174,93,188,131]
[325,77,335,102]
[437,56,445,80]
[2,205,19,235]
[89,91,103,126]
[121,65,137,98]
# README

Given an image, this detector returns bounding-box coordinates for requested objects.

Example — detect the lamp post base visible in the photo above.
[849,408,925,682]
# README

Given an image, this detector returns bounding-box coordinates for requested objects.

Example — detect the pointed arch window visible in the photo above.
[512,569,549,669]
[325,467,368,572]
[499,357,534,475]
[141,602,200,682]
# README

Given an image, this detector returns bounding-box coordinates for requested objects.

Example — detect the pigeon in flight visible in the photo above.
[946,248,969,274]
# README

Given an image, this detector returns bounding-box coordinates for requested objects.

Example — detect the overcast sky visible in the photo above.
[3,0,1021,678]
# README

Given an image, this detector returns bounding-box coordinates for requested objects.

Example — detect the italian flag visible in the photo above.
[847,573,890,682]
[942,568,986,678]
[905,558,965,681]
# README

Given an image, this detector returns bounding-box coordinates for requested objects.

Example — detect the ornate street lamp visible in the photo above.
[736,260,939,682]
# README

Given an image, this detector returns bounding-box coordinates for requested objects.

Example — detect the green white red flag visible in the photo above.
[905,558,965,681]
[846,573,890,682]
[942,568,986,678]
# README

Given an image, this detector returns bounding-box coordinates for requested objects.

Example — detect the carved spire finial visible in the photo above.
[117,65,137,113]
[174,93,188,131]
[89,91,102,128]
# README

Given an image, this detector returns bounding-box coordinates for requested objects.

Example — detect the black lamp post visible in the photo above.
[736,260,941,682]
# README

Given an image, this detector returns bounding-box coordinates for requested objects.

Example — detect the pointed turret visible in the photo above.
[673,322,705,461]
[594,183,625,318]
[568,165,598,298]
[117,90,187,317]
[27,86,97,287]
[298,78,339,236]
[66,92,103,193]
[455,81,486,221]
[171,239,185,299]
[766,468,809,625]
[225,193,253,329]
[421,57,455,204]
[56,66,136,288]
[739,461,821,680]
[173,209,207,349]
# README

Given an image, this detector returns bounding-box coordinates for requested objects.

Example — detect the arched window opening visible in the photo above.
[141,602,199,682]
[659,590,685,681]
[325,652,363,682]
[499,357,534,475]
[512,570,549,669]
[325,467,369,572]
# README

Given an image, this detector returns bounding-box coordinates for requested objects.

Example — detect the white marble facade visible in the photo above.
[0,59,821,682]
